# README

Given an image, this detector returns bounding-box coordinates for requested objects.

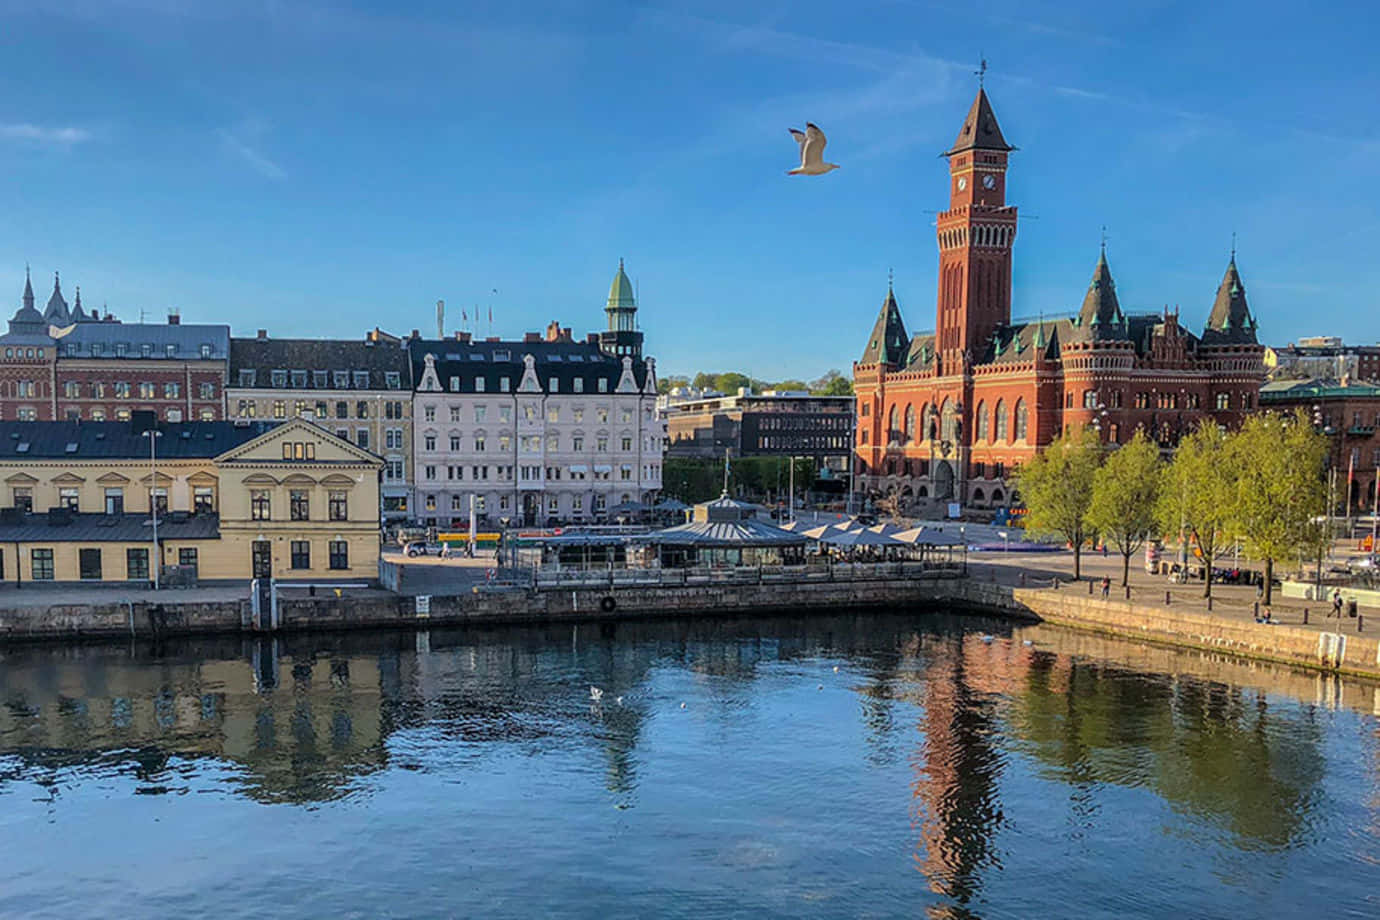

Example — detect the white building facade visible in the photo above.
[408,263,664,528]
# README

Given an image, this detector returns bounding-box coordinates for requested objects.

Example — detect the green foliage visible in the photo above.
[1016,426,1104,578]
[812,370,854,396]
[663,456,817,504]
[657,375,690,395]
[1227,410,1328,603]
[1158,422,1235,598]
[1086,430,1163,585]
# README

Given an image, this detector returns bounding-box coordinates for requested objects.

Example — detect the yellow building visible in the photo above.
[0,414,382,584]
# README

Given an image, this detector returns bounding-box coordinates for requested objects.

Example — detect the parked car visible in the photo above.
[403,541,443,557]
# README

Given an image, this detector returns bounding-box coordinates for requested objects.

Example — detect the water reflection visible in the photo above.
[0,613,1376,918]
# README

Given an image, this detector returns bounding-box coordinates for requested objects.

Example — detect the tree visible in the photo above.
[1228,410,1328,604]
[714,372,752,394]
[810,369,854,396]
[1086,430,1163,587]
[657,375,690,395]
[1158,422,1235,599]
[1016,426,1103,579]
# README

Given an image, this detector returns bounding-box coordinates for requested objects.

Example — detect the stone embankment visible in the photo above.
[4,575,1379,682]
[0,574,1021,642]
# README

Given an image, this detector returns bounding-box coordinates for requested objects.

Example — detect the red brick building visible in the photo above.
[1260,378,1380,516]
[853,88,1267,514]
[1,270,230,423]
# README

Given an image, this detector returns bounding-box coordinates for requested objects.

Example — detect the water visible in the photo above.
[2,612,1380,919]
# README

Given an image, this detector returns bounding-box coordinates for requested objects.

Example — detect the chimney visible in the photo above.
[587,332,599,345]
[523,332,541,343]
[485,336,501,343]
[256,329,268,341]
[168,310,180,325]
[545,320,562,342]
[411,329,420,340]
[458,332,472,344]
[562,327,572,341]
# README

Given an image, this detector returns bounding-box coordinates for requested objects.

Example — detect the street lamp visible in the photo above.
[142,429,163,590]
[998,530,1009,553]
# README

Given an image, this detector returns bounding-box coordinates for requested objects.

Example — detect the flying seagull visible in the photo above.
[787,123,840,176]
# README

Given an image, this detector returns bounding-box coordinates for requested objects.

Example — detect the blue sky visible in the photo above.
[1,0,1376,380]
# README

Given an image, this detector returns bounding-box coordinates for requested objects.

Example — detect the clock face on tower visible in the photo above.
[957,177,967,191]
[982,174,997,190]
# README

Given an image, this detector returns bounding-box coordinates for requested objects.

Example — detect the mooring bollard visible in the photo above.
[1207,596,1213,612]
[1088,580,1094,596]
[1359,614,1364,633]
[1165,590,1171,605]
[1253,601,1259,618]
[1303,607,1309,624]
[1125,585,1131,600]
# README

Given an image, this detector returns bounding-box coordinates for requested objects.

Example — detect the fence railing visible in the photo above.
[473,560,964,592]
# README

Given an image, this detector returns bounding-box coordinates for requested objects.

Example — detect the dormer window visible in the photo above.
[200,344,212,359]
[165,344,177,357]
[353,371,369,388]
[493,350,511,362]
[271,369,288,388]
[333,371,349,388]
[239,369,257,387]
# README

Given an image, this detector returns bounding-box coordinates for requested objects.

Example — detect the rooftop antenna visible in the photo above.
[975,55,988,88]
[436,299,445,339]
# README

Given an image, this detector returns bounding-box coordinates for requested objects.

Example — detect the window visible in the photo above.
[164,382,180,399]
[475,377,486,393]
[549,377,559,393]
[79,548,102,580]
[313,370,329,388]
[425,434,437,451]
[31,548,55,581]
[597,437,609,452]
[386,459,405,481]
[199,408,214,421]
[270,369,288,388]
[353,371,369,388]
[425,494,437,511]
[315,400,329,418]
[140,343,153,358]
[573,378,584,393]
[449,434,461,451]
[1083,390,1098,409]
[1014,399,1029,440]
[139,382,155,399]
[572,436,584,452]
[105,487,124,514]
[547,406,560,423]
[597,378,608,393]
[194,487,215,514]
[290,540,311,569]
[273,400,286,419]
[547,435,559,451]
[251,490,271,520]
[199,382,216,399]
[329,541,349,570]
[356,428,369,449]
[179,547,198,570]
[475,436,486,452]
[12,487,33,512]
[621,436,632,451]
[63,381,79,398]
[424,405,436,422]
[293,399,308,417]
[1240,393,1253,410]
[449,406,462,422]
[357,400,369,419]
[329,491,348,521]
[620,409,632,424]
[290,490,310,521]
[1216,393,1230,410]
[975,402,989,441]
[385,371,401,389]
[333,371,350,388]
[288,370,307,388]
[425,465,437,480]
[994,400,1009,442]
[499,406,512,423]
[59,487,79,510]
[126,548,149,581]
[499,376,510,392]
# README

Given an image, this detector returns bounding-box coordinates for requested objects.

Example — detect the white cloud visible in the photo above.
[0,123,92,146]
[218,126,286,180]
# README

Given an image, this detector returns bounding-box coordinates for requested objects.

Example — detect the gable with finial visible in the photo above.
[417,353,442,392]
[641,356,658,395]
[517,354,542,393]
[615,356,639,393]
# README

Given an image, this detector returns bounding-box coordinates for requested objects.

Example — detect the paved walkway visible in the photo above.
[969,548,1373,638]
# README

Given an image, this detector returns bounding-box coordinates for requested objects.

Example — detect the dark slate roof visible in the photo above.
[902,332,936,370]
[946,88,1014,155]
[0,512,221,543]
[1201,259,1259,346]
[43,273,70,326]
[3,270,58,343]
[1077,249,1127,336]
[408,338,647,394]
[1259,378,1380,402]
[60,322,231,359]
[0,420,278,460]
[230,337,412,390]
[859,286,909,365]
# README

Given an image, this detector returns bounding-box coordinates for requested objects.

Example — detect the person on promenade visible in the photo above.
[1100,576,1111,599]
[1333,589,1344,618]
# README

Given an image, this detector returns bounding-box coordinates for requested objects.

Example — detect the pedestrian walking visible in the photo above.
[1333,589,1344,618]
[1100,576,1110,599]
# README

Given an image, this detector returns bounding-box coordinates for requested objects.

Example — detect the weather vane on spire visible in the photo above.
[975,55,988,88]
[1230,231,1237,260]
[888,266,894,288]
[1100,225,1108,253]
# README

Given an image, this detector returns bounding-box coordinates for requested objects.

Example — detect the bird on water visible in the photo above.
[787,123,840,176]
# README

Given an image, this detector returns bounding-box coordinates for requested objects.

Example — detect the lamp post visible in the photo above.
[143,429,163,590]
[999,530,1009,554]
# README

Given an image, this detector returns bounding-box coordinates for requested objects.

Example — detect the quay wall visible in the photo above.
[0,577,1023,642]
[1015,588,1380,680]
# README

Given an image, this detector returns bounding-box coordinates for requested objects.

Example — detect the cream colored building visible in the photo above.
[0,415,381,584]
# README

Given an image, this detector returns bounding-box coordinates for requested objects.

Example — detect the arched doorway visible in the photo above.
[933,461,955,501]
[521,493,539,526]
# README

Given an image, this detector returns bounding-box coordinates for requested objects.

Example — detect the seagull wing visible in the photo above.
[789,128,808,166]
[802,123,827,167]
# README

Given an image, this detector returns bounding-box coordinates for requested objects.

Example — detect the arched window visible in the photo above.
[992,488,1005,504]
[994,400,1009,442]
[888,405,899,445]
[972,487,986,503]
[975,401,989,442]
[918,403,929,440]
[1014,398,1028,441]
[904,404,916,444]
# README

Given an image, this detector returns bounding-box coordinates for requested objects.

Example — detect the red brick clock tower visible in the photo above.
[934,88,1017,376]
